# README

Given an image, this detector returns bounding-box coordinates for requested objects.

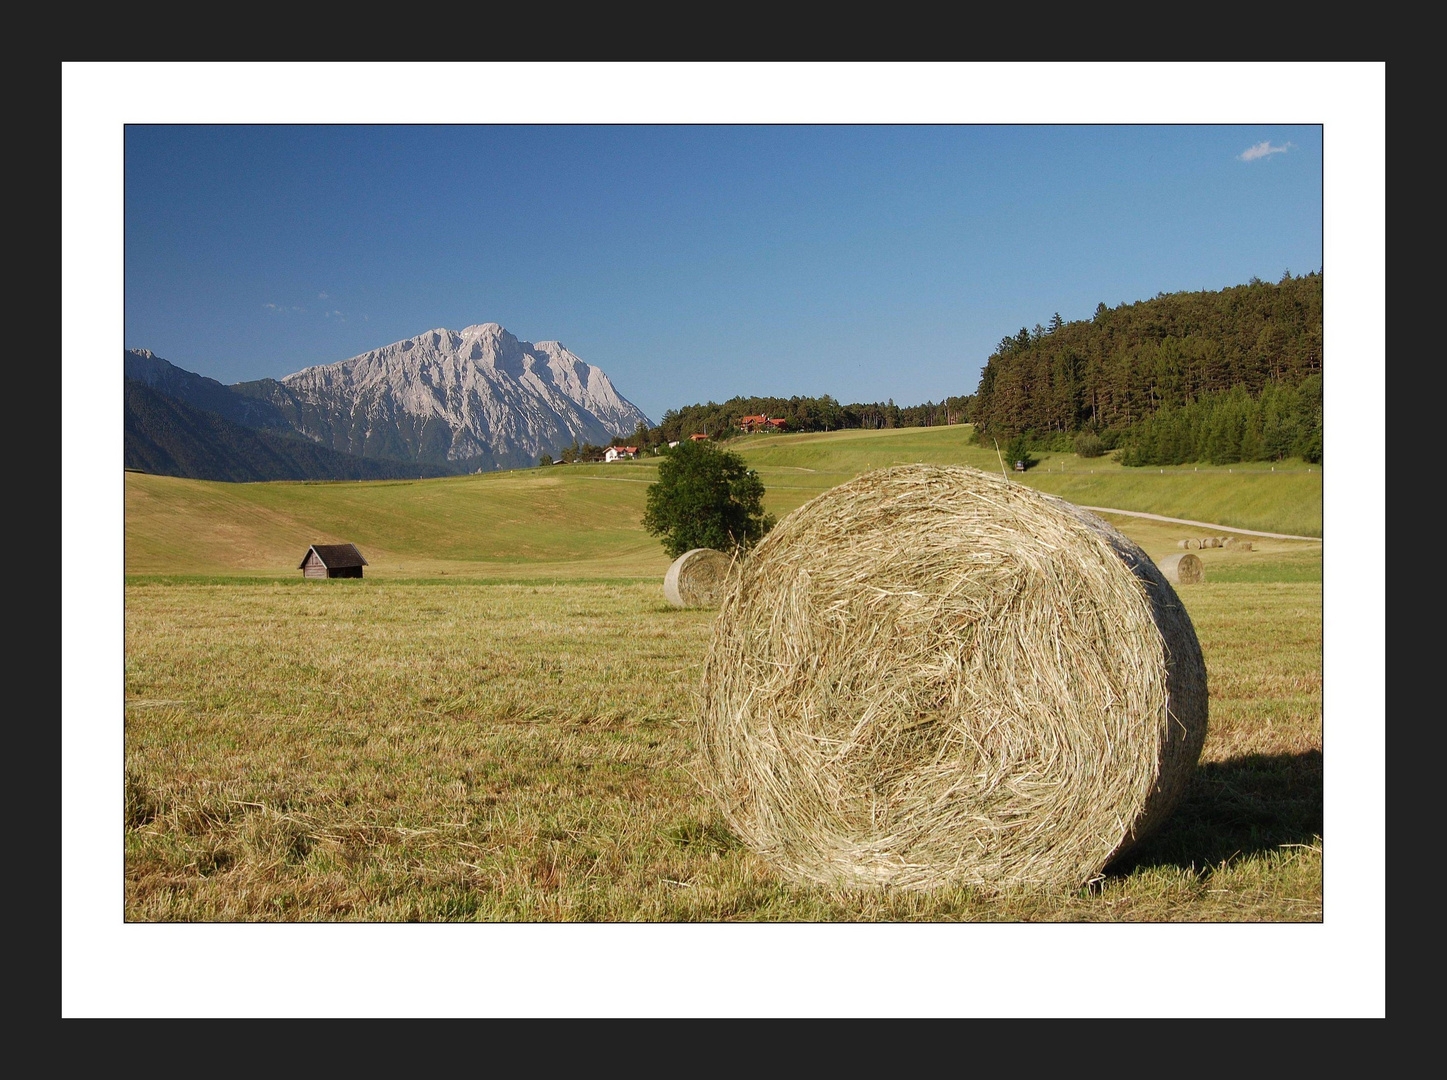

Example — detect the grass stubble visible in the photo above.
[124,539,1322,923]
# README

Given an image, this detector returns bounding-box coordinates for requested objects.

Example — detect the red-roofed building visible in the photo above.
[739,415,787,433]
[604,446,639,462]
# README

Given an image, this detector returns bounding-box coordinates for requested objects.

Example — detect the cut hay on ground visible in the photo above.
[1178,538,1200,550]
[1158,552,1205,584]
[663,548,735,608]
[697,464,1208,893]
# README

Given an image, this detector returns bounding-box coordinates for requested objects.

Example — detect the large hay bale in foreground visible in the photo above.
[1159,552,1205,584]
[663,548,734,608]
[698,464,1208,892]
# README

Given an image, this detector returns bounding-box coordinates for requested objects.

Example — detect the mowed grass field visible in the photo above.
[122,424,1324,921]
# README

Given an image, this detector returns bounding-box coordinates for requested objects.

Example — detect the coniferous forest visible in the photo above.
[653,273,1322,468]
[968,272,1323,466]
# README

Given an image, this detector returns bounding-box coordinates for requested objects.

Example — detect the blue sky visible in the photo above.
[65,64,1385,1020]
[121,119,1324,426]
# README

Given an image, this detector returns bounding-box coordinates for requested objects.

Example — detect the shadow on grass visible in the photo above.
[1104,750,1323,878]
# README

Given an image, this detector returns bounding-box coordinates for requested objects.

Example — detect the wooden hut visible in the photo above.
[299,543,369,579]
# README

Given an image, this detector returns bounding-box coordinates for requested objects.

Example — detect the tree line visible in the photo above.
[544,391,975,463]
[569,272,1324,469]
[642,393,975,449]
[969,271,1323,465]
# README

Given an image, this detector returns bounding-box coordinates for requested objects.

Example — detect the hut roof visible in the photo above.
[300,543,369,570]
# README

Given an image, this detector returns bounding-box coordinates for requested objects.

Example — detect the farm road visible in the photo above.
[1081,506,1321,542]
[570,476,1321,541]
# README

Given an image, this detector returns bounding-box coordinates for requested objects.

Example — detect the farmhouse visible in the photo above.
[739,414,787,433]
[689,433,709,441]
[299,543,369,579]
[604,446,638,462]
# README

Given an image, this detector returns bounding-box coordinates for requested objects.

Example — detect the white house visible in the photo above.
[604,446,639,462]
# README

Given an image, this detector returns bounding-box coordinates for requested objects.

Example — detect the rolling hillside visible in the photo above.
[124,424,1323,579]
[125,379,457,483]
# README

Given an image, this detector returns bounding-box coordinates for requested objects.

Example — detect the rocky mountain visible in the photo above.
[242,323,653,471]
[123,325,655,480]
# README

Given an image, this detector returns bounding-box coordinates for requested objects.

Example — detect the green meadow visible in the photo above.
[123,425,1323,921]
[125,423,1322,580]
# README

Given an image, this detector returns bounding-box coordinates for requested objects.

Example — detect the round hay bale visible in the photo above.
[663,548,734,608]
[1200,537,1221,549]
[1158,552,1205,584]
[1221,537,1252,551]
[697,464,1208,892]
[1178,538,1200,550]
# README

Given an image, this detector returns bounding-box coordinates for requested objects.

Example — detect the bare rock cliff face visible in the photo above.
[264,323,653,470]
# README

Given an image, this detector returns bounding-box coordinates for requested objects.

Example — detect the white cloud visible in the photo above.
[1239,140,1294,162]
[318,292,329,300]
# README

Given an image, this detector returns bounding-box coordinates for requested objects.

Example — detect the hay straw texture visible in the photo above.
[1158,552,1205,585]
[697,464,1208,892]
[1178,538,1201,550]
[663,548,735,608]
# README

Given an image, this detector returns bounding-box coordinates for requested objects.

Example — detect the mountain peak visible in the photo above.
[271,323,652,469]
[460,322,509,338]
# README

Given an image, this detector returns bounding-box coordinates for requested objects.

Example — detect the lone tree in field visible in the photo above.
[642,438,775,559]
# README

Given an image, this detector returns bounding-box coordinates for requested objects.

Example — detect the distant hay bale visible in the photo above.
[1158,552,1205,585]
[663,548,734,608]
[1178,538,1200,550]
[1222,537,1253,551]
[1200,537,1222,549]
[697,464,1208,893]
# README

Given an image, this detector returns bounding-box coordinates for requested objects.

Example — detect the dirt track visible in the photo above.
[1080,506,1322,542]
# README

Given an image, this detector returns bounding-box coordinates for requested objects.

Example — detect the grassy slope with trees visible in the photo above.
[125,423,1321,580]
[636,275,1323,473]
